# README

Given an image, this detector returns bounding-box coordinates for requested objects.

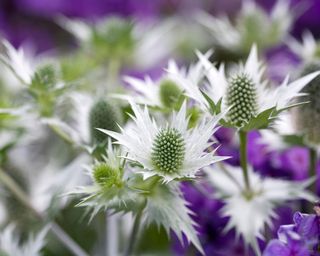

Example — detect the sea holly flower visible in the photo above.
[118,58,206,111]
[196,0,293,55]
[205,164,316,256]
[71,140,205,254]
[70,141,139,218]
[176,45,320,131]
[59,16,175,69]
[99,101,228,183]
[0,225,48,256]
[42,92,123,153]
[0,40,72,118]
[263,208,320,256]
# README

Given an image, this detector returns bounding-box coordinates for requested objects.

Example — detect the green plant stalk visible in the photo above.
[0,168,89,256]
[124,206,145,256]
[309,147,318,193]
[239,130,251,193]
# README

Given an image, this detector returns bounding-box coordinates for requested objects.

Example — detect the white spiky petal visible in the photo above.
[99,101,228,183]
[205,164,316,256]
[0,225,48,256]
[287,30,318,62]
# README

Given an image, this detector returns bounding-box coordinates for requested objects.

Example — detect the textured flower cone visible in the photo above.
[151,128,185,174]
[226,74,258,127]
[159,79,182,109]
[295,63,320,145]
[89,99,122,145]
[93,163,122,189]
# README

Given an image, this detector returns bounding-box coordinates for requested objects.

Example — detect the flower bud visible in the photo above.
[93,163,122,189]
[89,99,122,145]
[159,79,182,109]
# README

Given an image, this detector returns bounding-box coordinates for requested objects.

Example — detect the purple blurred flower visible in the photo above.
[265,45,301,83]
[264,210,320,256]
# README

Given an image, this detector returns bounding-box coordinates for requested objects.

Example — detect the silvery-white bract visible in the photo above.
[205,164,316,256]
[0,40,37,85]
[99,101,228,183]
[0,225,48,256]
[288,31,320,63]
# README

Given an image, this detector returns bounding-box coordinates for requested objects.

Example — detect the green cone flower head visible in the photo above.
[89,99,122,145]
[151,128,185,174]
[159,79,182,109]
[295,62,320,145]
[99,102,228,183]
[93,162,122,189]
[226,73,258,127]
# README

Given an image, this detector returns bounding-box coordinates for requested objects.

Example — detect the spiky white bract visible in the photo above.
[287,31,319,63]
[205,164,316,256]
[118,58,204,109]
[0,40,36,85]
[145,183,204,254]
[196,0,292,53]
[99,101,228,183]
[259,112,297,151]
[0,225,48,256]
[176,45,320,129]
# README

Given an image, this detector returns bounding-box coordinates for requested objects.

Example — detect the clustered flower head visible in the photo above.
[173,45,319,131]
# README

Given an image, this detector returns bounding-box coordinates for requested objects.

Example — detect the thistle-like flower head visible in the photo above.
[118,58,205,110]
[205,164,316,256]
[99,101,228,183]
[70,141,138,218]
[197,0,293,54]
[175,45,320,130]
[89,99,123,145]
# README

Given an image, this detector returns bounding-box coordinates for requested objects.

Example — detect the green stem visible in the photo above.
[0,168,89,256]
[239,130,251,193]
[124,207,144,256]
[309,147,317,193]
